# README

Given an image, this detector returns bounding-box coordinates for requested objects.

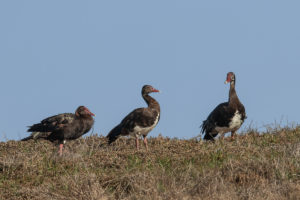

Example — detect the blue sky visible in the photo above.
[1,1,299,141]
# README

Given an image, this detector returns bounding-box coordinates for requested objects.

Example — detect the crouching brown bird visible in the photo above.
[21,106,95,155]
[107,85,160,150]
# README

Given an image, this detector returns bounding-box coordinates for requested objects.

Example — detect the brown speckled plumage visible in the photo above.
[107,85,160,150]
[22,106,95,155]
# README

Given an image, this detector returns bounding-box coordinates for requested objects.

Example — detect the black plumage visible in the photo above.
[22,106,95,155]
[107,85,160,150]
[201,72,246,140]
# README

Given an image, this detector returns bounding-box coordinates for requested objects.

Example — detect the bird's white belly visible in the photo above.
[229,111,243,129]
[131,113,159,137]
[215,111,243,134]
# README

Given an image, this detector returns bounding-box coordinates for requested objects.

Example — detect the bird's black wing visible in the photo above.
[201,102,235,134]
[28,113,75,132]
[107,108,159,144]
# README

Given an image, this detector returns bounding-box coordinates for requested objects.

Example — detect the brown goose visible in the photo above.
[201,72,246,140]
[21,106,95,155]
[107,85,160,150]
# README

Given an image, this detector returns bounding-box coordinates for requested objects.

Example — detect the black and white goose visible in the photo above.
[107,85,160,150]
[201,72,246,140]
[22,106,95,155]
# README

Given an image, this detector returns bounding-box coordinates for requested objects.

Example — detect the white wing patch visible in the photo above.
[215,111,243,134]
[229,111,243,129]
[131,113,160,137]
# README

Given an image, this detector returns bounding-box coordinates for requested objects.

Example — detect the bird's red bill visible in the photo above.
[86,108,95,116]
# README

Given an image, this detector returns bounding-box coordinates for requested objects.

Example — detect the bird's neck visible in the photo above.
[228,81,240,107]
[143,94,160,112]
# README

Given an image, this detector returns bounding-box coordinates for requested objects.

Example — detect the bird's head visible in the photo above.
[142,85,160,95]
[76,106,95,117]
[225,72,236,84]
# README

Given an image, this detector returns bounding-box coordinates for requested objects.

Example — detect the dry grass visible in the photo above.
[1,127,300,200]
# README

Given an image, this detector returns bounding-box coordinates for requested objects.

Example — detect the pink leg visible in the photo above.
[135,137,139,150]
[220,133,225,140]
[231,131,236,140]
[59,144,64,156]
[143,136,148,151]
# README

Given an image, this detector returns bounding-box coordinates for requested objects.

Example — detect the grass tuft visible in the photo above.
[0,127,300,199]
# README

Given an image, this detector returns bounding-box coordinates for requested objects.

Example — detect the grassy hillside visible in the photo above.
[1,127,300,200]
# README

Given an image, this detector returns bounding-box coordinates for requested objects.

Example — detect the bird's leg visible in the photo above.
[143,136,148,151]
[231,131,236,140]
[219,133,225,140]
[59,144,64,156]
[135,137,139,150]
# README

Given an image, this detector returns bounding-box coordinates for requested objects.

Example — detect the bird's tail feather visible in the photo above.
[201,120,217,141]
[106,124,122,144]
[21,132,50,141]
[21,135,33,141]
[203,133,215,141]
[200,120,209,134]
